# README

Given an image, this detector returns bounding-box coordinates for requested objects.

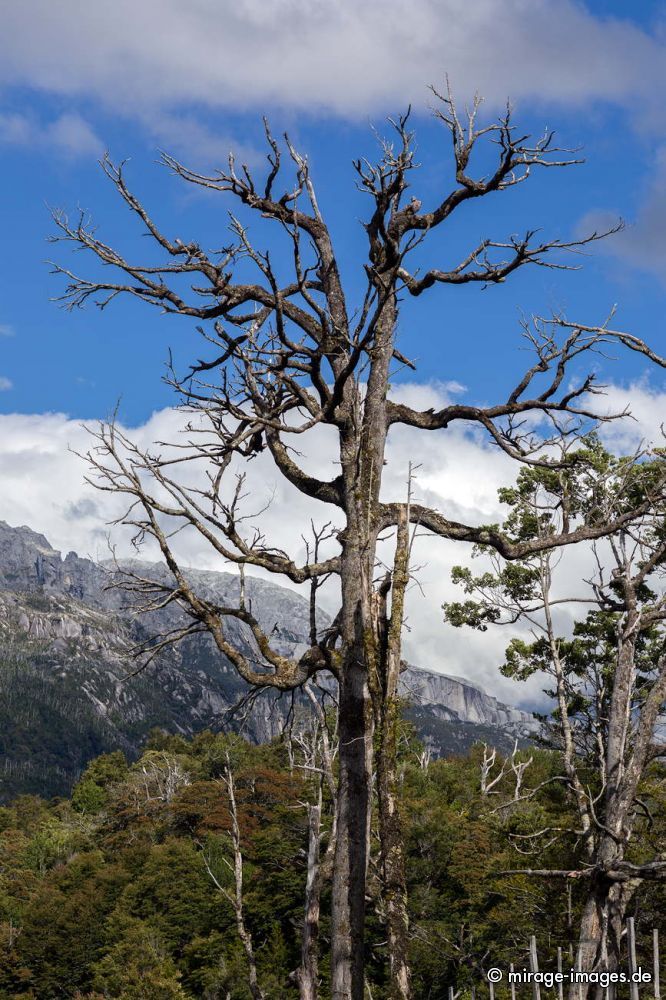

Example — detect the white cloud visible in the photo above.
[3,380,663,708]
[141,111,263,170]
[0,110,103,157]
[598,380,666,453]
[0,377,13,391]
[45,112,103,157]
[0,394,519,703]
[0,324,14,337]
[0,2,664,121]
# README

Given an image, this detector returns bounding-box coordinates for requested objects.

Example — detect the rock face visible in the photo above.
[0,521,537,799]
[402,667,533,729]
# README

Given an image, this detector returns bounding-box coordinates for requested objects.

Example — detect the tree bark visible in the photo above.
[331,297,397,1000]
[299,795,323,1000]
[575,874,629,1000]
[376,696,412,1000]
[331,655,374,1000]
[374,504,412,1000]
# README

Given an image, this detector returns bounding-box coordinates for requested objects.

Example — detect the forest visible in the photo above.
[0,721,663,1000]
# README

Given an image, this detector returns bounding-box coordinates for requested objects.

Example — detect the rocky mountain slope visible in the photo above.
[0,521,537,799]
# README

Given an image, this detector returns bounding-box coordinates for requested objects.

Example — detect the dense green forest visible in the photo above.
[0,727,663,1000]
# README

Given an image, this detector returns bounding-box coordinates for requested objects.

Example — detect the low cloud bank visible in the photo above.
[0,379,663,708]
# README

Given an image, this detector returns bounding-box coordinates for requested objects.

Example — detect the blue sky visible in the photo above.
[0,0,665,424]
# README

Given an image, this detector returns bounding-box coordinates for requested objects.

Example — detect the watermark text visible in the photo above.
[486,967,653,989]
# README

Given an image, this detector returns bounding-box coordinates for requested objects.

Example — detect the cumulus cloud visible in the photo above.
[0,380,663,707]
[0,110,103,157]
[0,1,664,121]
[598,380,666,453]
[0,391,511,699]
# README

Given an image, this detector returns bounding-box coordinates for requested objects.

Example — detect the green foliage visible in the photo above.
[0,650,125,802]
[118,838,223,952]
[0,732,662,999]
[72,752,130,815]
[444,597,502,631]
[92,918,191,999]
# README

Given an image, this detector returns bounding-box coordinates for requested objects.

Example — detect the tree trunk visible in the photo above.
[299,797,322,1000]
[331,654,374,1000]
[331,297,399,999]
[376,696,412,1000]
[575,873,628,1000]
[375,503,412,1000]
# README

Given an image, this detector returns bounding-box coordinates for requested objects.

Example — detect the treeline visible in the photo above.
[0,648,123,801]
[0,728,664,999]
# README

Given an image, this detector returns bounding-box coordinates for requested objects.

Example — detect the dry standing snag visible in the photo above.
[51,87,664,1000]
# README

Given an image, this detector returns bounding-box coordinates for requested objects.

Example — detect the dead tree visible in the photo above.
[203,754,266,1000]
[479,741,532,799]
[444,439,666,991]
[301,790,324,1000]
[50,87,663,1000]
[480,745,506,796]
[293,682,338,1000]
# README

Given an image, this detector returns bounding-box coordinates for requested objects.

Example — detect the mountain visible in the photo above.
[0,521,537,800]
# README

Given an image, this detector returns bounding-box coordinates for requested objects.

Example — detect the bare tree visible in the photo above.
[202,753,266,1000]
[371,479,414,999]
[51,87,663,1000]
[444,439,666,989]
[479,741,533,799]
[480,744,506,797]
[293,683,338,1000]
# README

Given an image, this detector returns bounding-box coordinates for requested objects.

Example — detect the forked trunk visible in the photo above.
[574,876,627,1000]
